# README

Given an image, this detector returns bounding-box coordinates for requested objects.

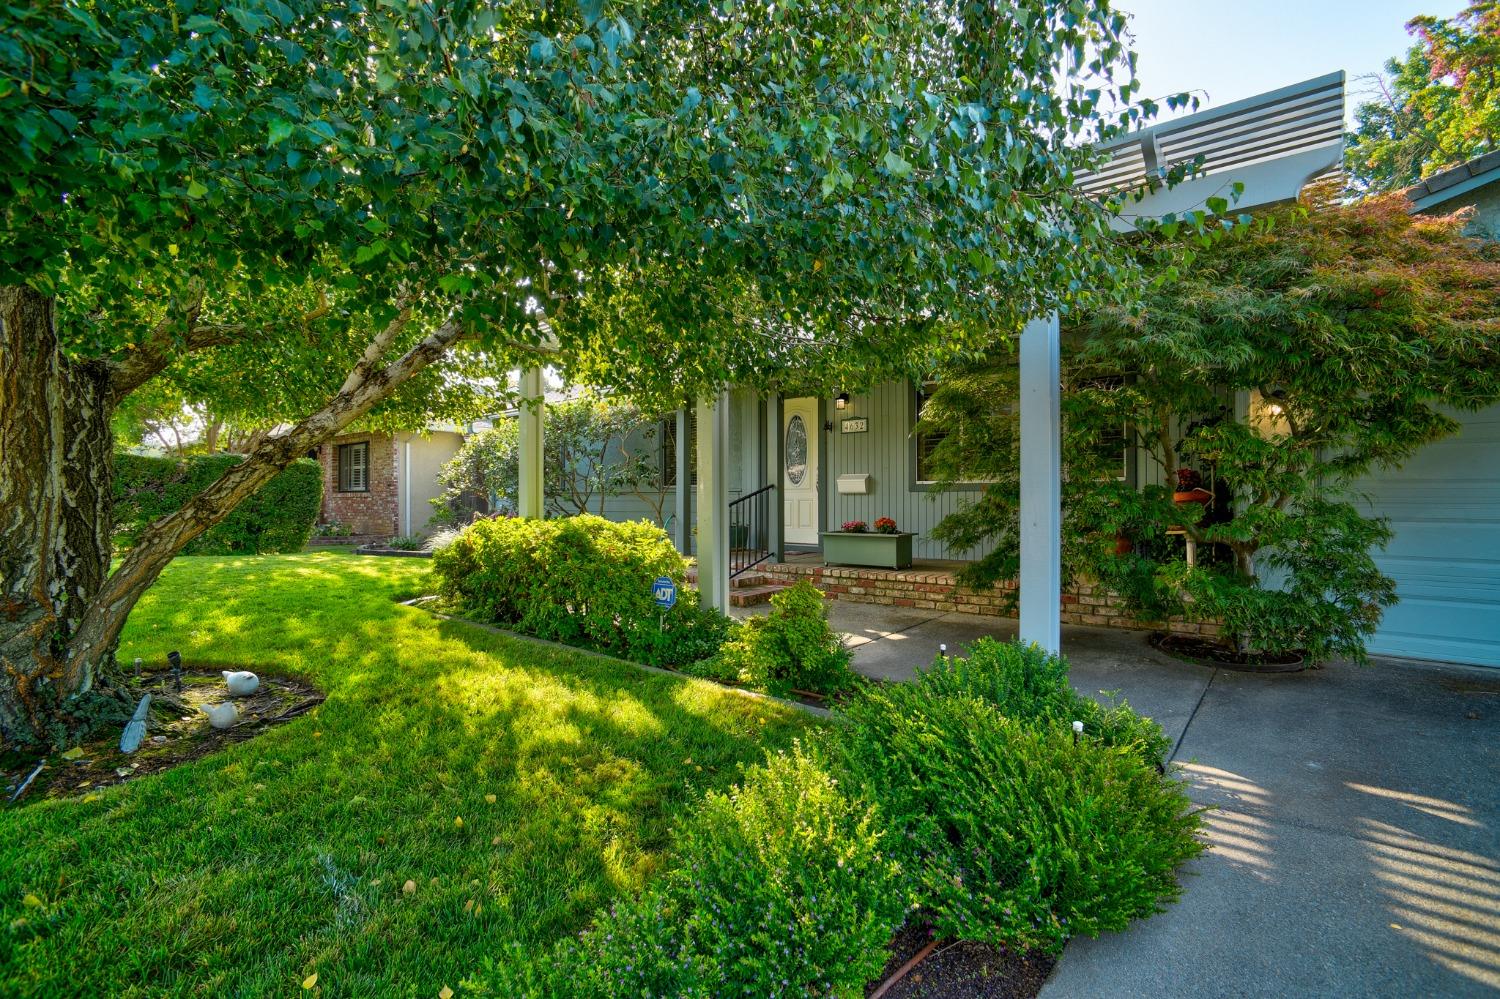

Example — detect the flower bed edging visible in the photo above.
[399,597,831,718]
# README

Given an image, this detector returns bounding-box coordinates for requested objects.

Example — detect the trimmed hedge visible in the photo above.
[113,454,322,555]
[431,514,724,667]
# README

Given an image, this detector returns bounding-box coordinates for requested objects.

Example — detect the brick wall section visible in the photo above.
[316,433,400,537]
[761,563,1220,639]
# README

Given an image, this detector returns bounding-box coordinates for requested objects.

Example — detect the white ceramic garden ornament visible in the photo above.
[222,670,260,697]
[199,702,240,729]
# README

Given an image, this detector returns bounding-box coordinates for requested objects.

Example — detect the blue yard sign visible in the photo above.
[652,576,678,610]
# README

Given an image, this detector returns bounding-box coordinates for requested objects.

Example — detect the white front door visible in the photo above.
[783,398,820,546]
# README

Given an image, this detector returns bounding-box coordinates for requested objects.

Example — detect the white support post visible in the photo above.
[673,407,692,554]
[518,366,545,519]
[1019,314,1062,654]
[696,391,730,613]
[764,396,784,563]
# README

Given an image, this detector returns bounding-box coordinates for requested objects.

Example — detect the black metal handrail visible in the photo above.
[728,483,775,578]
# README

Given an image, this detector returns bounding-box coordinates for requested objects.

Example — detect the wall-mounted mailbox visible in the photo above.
[836,473,872,495]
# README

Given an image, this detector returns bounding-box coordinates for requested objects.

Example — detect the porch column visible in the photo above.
[764,395,784,562]
[1018,314,1062,654]
[673,407,692,554]
[518,366,545,518]
[696,391,730,612]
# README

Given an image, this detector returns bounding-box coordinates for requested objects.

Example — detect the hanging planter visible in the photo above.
[1173,468,1213,506]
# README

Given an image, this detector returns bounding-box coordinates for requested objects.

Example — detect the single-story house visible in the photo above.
[315,79,1499,669]
[310,427,465,539]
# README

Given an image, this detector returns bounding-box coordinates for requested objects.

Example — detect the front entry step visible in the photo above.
[686,570,788,606]
[686,569,776,590]
[728,583,788,607]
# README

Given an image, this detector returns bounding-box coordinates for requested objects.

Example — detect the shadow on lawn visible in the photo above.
[2,554,816,998]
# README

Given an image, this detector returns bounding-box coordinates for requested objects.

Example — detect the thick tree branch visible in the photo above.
[65,312,469,684]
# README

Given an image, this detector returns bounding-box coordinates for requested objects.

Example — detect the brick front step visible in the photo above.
[729,584,789,607]
[685,570,777,590]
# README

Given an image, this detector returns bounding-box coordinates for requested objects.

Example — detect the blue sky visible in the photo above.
[1117,0,1467,122]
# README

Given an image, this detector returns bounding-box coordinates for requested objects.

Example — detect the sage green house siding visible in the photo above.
[820,379,986,562]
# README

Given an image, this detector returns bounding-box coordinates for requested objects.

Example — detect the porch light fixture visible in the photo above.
[834,392,850,410]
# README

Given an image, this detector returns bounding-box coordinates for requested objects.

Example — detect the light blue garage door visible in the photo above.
[1355,405,1500,667]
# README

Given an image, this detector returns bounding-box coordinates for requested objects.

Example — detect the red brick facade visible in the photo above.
[761,563,1220,639]
[315,433,400,538]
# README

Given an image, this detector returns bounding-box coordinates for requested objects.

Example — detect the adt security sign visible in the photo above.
[652,576,678,610]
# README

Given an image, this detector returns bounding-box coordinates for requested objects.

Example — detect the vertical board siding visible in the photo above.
[822,379,992,562]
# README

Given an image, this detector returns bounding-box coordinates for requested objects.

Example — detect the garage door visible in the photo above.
[1355,405,1500,667]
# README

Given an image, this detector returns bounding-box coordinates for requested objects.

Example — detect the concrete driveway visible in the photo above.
[826,603,1500,998]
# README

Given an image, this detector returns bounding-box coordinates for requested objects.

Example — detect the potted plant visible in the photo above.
[822,517,914,568]
[1173,468,1213,506]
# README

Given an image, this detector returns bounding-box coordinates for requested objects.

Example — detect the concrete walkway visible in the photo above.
[824,604,1500,998]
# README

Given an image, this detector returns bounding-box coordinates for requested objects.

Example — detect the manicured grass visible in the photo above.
[0,552,817,998]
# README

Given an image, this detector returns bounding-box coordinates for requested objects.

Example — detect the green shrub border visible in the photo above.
[113,453,322,555]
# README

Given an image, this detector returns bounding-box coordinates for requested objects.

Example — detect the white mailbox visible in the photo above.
[836,473,872,495]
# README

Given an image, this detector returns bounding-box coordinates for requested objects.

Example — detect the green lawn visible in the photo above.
[0,552,817,998]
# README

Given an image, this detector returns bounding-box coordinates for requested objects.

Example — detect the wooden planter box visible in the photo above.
[820,531,915,569]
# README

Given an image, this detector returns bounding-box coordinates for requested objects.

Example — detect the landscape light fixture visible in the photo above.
[834,392,850,410]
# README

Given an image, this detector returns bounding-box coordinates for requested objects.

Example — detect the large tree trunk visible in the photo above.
[0,286,115,746]
[2,283,466,748]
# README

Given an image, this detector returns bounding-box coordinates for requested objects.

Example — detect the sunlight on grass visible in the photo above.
[0,551,816,998]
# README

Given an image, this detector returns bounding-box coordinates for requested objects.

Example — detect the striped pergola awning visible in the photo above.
[1077,71,1346,212]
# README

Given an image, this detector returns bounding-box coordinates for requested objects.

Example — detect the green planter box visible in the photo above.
[820,531,915,569]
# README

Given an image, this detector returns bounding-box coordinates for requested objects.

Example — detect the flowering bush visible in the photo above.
[840,519,867,533]
[835,642,1202,954]
[873,517,898,534]
[472,746,903,998]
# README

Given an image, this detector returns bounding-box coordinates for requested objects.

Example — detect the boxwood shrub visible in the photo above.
[113,453,322,555]
[922,638,1171,764]
[835,643,1204,954]
[431,514,728,667]
[710,580,857,695]
[472,745,904,998]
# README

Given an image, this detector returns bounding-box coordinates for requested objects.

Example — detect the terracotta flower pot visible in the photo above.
[1173,487,1213,506]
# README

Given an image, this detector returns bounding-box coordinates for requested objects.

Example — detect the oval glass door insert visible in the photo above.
[785,415,808,486]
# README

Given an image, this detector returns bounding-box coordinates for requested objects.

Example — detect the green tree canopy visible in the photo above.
[1348,2,1500,191]
[2,0,1185,744]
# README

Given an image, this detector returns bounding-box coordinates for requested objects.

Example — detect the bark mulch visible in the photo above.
[2,670,322,804]
[867,922,1057,999]
[1150,632,1308,673]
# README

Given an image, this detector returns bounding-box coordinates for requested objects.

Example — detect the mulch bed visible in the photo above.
[867,922,1056,999]
[2,671,322,804]
[1150,632,1308,673]
[354,545,432,558]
